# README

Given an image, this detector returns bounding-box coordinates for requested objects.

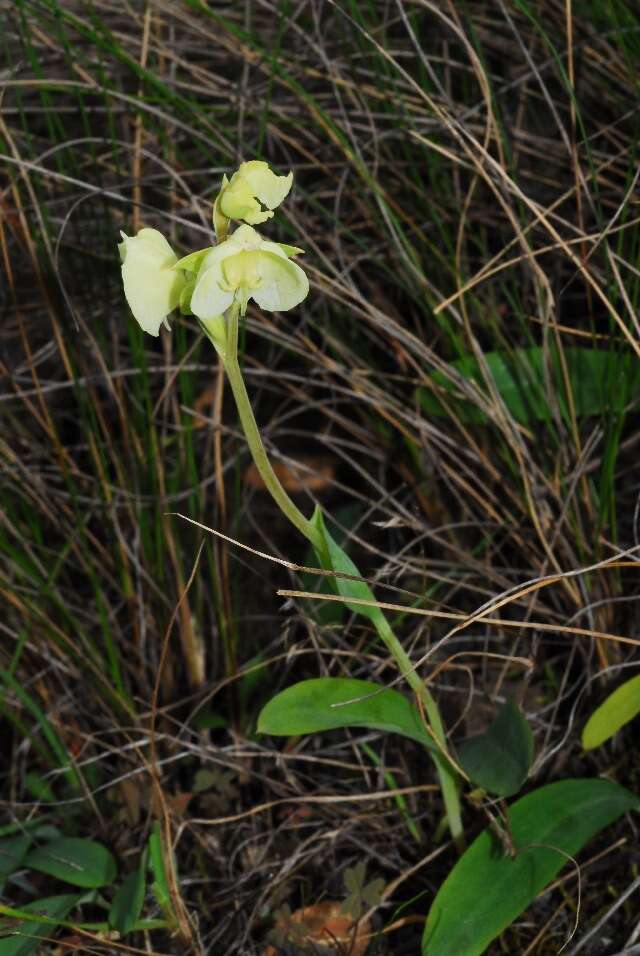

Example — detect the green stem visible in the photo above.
[220,307,323,551]
[370,614,463,850]
[205,304,463,848]
[312,516,464,849]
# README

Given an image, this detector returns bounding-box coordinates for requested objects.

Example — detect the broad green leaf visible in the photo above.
[582,674,640,750]
[310,507,385,624]
[109,857,146,935]
[0,836,32,884]
[417,347,640,425]
[24,838,116,888]
[0,894,80,956]
[258,677,437,753]
[458,699,533,797]
[422,778,639,956]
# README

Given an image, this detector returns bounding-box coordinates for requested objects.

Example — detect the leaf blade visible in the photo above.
[0,836,32,885]
[0,894,81,956]
[109,856,146,935]
[310,508,385,624]
[417,347,640,424]
[24,838,116,889]
[582,674,640,750]
[258,677,437,753]
[458,699,533,797]
[422,778,639,956]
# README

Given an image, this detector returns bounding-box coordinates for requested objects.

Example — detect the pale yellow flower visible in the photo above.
[119,228,186,336]
[217,161,293,227]
[186,224,307,318]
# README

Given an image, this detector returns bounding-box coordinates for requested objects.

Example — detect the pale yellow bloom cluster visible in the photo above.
[119,161,307,336]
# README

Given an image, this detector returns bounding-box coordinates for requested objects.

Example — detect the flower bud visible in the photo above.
[216,161,293,227]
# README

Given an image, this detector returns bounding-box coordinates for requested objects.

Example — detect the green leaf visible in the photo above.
[258,677,437,753]
[24,838,116,888]
[422,779,639,956]
[310,507,385,624]
[341,862,385,920]
[148,824,171,913]
[191,709,227,731]
[0,669,79,789]
[458,699,534,797]
[582,674,640,750]
[109,857,146,935]
[0,836,32,885]
[193,769,218,794]
[417,348,640,425]
[0,819,50,841]
[0,894,81,956]
[23,774,55,803]
[302,504,365,626]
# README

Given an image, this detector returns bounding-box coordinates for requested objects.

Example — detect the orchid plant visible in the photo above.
[119,160,463,847]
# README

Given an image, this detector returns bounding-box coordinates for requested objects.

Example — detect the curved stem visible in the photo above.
[221,308,323,551]
[204,304,463,848]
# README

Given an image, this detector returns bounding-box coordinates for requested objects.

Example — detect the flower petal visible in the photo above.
[122,263,184,335]
[221,250,262,291]
[217,161,292,226]
[238,161,293,210]
[230,224,263,249]
[258,240,291,260]
[198,238,244,271]
[213,173,230,242]
[251,252,309,312]
[120,228,185,336]
[219,176,273,225]
[121,228,177,268]
[190,264,235,319]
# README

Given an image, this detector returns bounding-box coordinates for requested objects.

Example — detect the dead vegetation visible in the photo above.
[1,1,640,953]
